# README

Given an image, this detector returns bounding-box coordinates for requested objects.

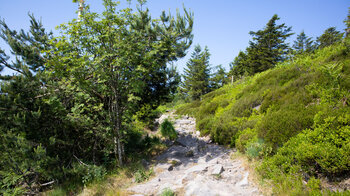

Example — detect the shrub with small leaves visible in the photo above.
[134,168,154,183]
[160,188,176,196]
[160,119,177,140]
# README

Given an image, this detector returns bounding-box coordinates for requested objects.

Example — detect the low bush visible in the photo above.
[246,138,264,159]
[235,128,258,153]
[160,119,177,140]
[133,168,154,183]
[258,104,316,150]
[69,163,107,186]
[175,100,201,116]
[259,108,350,193]
[160,188,175,196]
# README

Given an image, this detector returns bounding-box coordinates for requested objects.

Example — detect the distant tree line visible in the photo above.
[228,14,345,81]
[181,12,349,101]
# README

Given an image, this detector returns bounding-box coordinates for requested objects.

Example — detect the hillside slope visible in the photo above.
[176,40,350,195]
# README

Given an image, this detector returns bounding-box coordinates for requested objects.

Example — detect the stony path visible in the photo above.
[128,112,261,196]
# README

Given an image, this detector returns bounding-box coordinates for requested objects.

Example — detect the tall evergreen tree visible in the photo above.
[293,31,315,54]
[228,50,249,80]
[210,65,227,90]
[316,27,343,48]
[245,14,293,74]
[182,45,211,100]
[345,7,350,38]
[0,15,70,194]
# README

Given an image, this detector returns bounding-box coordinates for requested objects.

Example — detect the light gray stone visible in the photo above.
[127,112,261,196]
[211,164,224,175]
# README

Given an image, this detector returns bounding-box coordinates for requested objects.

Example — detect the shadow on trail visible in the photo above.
[127,114,260,196]
[156,134,231,169]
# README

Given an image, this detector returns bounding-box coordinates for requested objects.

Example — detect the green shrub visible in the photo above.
[160,188,176,196]
[196,117,214,136]
[197,101,219,119]
[258,104,316,150]
[175,100,201,116]
[259,108,350,193]
[211,120,238,145]
[71,163,107,186]
[246,138,264,159]
[236,128,258,153]
[160,119,177,140]
[134,168,154,183]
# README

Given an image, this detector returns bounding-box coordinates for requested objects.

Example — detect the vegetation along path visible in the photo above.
[128,112,261,196]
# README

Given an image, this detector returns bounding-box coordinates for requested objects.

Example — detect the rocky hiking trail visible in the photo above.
[128,112,261,196]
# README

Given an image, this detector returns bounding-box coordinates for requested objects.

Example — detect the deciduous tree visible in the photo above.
[46,0,193,165]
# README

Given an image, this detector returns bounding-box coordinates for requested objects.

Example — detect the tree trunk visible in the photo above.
[110,91,123,166]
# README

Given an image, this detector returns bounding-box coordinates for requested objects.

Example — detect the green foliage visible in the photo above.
[345,8,350,38]
[246,138,264,159]
[71,163,107,186]
[176,40,350,194]
[229,14,293,79]
[210,65,227,90]
[182,45,211,100]
[293,31,315,54]
[236,128,257,153]
[0,0,193,194]
[160,188,176,196]
[258,104,316,150]
[317,27,344,49]
[46,0,193,165]
[133,168,154,183]
[160,119,177,140]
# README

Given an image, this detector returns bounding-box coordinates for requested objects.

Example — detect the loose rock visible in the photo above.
[127,112,261,196]
[211,164,224,175]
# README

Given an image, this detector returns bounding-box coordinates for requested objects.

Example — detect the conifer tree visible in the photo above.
[210,64,227,90]
[293,31,315,54]
[245,14,293,74]
[344,7,350,38]
[0,15,66,194]
[316,27,343,48]
[182,45,211,100]
[228,50,249,80]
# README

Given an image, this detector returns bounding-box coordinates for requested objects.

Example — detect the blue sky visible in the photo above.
[0,0,348,74]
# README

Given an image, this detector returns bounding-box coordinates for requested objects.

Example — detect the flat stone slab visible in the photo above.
[211,164,224,175]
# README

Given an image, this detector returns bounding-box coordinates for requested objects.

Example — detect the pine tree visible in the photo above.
[345,7,350,38]
[210,64,227,89]
[293,31,315,54]
[0,15,69,194]
[183,45,211,100]
[316,27,343,48]
[228,50,249,80]
[245,14,293,74]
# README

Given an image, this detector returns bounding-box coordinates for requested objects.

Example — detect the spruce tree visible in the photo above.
[293,31,315,54]
[183,45,211,100]
[245,14,293,75]
[345,7,350,38]
[316,27,343,48]
[210,64,227,90]
[228,50,249,80]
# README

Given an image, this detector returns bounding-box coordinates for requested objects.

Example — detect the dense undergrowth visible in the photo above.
[176,40,350,195]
